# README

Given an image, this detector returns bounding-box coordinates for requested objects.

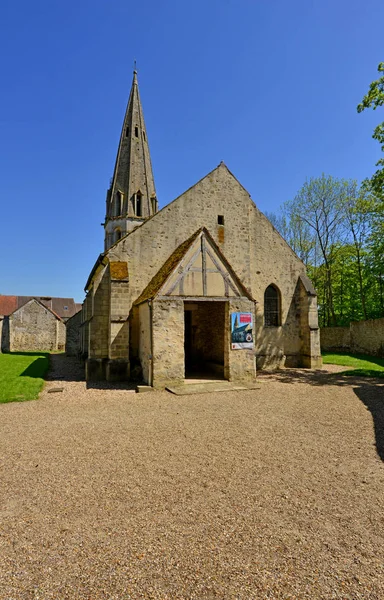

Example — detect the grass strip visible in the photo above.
[322,351,384,378]
[0,352,50,403]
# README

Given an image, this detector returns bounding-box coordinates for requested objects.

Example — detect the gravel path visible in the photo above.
[1,355,384,599]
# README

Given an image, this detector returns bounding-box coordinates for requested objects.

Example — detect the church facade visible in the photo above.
[82,71,321,387]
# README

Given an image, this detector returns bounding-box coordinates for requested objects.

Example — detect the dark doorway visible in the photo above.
[184,301,226,379]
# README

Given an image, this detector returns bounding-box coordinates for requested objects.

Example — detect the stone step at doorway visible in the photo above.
[166,380,260,396]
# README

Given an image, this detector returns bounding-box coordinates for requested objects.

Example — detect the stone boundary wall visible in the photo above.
[351,318,384,357]
[320,327,351,352]
[321,317,384,357]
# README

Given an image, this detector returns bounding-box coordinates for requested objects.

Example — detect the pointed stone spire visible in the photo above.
[104,69,158,250]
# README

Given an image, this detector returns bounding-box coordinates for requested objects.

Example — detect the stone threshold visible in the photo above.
[166,381,260,396]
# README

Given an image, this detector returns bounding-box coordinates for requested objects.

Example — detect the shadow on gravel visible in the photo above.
[354,385,384,461]
[45,354,84,382]
[260,369,384,461]
[86,381,137,391]
[46,354,137,391]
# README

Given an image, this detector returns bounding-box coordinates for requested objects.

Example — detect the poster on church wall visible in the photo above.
[231,312,254,350]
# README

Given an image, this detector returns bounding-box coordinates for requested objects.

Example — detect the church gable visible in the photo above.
[135,228,253,304]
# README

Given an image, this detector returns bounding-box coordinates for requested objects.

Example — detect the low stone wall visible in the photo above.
[351,318,384,357]
[320,327,351,352]
[321,318,384,357]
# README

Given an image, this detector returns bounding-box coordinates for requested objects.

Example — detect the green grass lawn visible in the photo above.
[322,351,384,378]
[0,352,50,403]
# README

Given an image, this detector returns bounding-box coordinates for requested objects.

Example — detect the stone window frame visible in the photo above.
[114,190,124,216]
[114,228,122,243]
[264,284,281,327]
[135,191,142,217]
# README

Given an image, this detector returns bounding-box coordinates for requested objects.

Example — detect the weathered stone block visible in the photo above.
[106,359,130,381]
[86,358,108,381]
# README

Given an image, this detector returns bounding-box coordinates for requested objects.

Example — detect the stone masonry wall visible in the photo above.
[9,301,64,352]
[82,293,91,357]
[298,281,322,368]
[57,320,66,351]
[225,298,256,382]
[138,302,151,384]
[350,318,384,356]
[66,310,82,356]
[106,164,312,369]
[152,298,184,389]
[89,266,110,359]
[321,318,384,357]
[320,327,351,352]
[109,276,130,361]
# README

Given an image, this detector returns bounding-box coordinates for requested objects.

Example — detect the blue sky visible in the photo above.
[1,0,383,302]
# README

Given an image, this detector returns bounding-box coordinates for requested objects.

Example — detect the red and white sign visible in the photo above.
[239,313,252,323]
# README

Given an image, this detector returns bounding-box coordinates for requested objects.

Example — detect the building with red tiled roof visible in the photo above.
[0,295,17,317]
[1,298,66,353]
[0,295,81,321]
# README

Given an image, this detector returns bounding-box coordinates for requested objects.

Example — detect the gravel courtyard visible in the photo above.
[1,356,384,599]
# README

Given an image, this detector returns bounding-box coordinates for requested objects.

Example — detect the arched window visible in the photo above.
[114,228,122,243]
[264,285,280,327]
[151,195,157,214]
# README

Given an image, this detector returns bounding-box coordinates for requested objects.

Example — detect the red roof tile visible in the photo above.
[0,295,82,319]
[0,295,18,316]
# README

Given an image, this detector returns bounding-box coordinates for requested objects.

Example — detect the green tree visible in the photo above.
[357,62,384,199]
[271,177,384,325]
[285,175,348,325]
[343,181,371,319]
[365,191,384,316]
[265,210,317,267]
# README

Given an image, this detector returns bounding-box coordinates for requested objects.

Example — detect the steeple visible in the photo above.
[104,69,158,250]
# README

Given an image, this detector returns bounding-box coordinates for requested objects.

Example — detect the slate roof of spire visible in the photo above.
[107,69,157,219]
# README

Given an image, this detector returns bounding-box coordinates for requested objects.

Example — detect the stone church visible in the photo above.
[82,70,321,387]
